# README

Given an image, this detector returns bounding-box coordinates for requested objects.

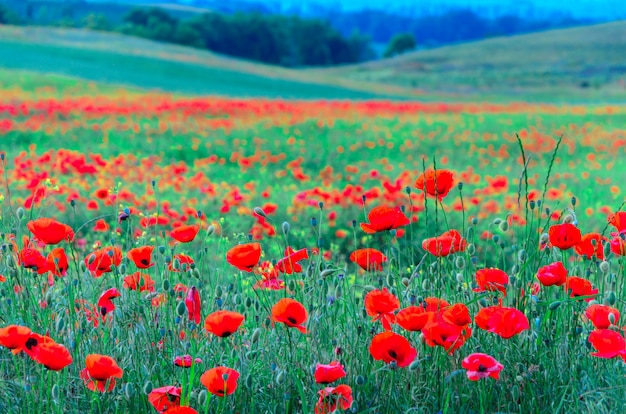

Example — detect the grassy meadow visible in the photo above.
[0,23,626,414]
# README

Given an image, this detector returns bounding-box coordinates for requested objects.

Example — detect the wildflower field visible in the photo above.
[1,83,626,414]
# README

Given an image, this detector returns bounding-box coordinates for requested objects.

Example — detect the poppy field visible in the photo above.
[1,84,626,414]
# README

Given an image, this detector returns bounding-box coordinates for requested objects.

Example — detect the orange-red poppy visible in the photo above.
[475,306,529,339]
[442,303,472,326]
[170,224,200,243]
[93,219,110,232]
[204,310,245,337]
[23,333,73,371]
[185,286,201,325]
[127,246,155,269]
[608,212,626,233]
[47,247,68,277]
[314,361,346,384]
[27,218,74,245]
[474,268,509,296]
[364,288,399,331]
[168,254,194,272]
[148,386,181,412]
[396,306,433,332]
[369,332,417,367]
[349,248,387,271]
[276,247,308,274]
[314,384,353,414]
[360,206,409,234]
[97,288,121,316]
[80,354,123,392]
[123,272,155,292]
[422,314,471,353]
[226,243,262,272]
[548,223,581,250]
[462,353,504,381]
[200,366,240,397]
[564,276,598,301]
[163,407,198,414]
[85,246,122,277]
[253,261,285,290]
[422,229,466,257]
[0,325,32,354]
[272,298,308,334]
[19,248,49,274]
[575,233,607,260]
[588,329,626,361]
[585,304,620,329]
[536,261,567,287]
[415,169,455,200]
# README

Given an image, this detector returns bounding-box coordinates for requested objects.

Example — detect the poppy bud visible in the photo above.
[124,383,135,399]
[540,233,549,244]
[409,360,420,371]
[5,254,14,268]
[518,249,527,262]
[87,254,96,265]
[233,294,242,306]
[492,235,500,243]
[281,222,290,235]
[454,256,466,269]
[320,269,335,277]
[119,264,127,274]
[319,201,325,209]
[251,327,261,343]
[456,273,464,283]
[311,217,317,227]
[196,389,208,406]
[511,385,520,401]
[254,207,267,218]
[385,274,395,287]
[287,280,297,292]
[548,301,562,310]
[51,384,59,400]
[171,258,180,271]
[317,238,324,248]
[245,297,253,308]
[363,285,377,292]
[355,375,366,386]
[55,316,65,332]
[499,221,509,232]
[607,291,616,305]
[245,375,253,389]
[254,301,260,312]
[478,298,488,308]
[494,218,503,225]
[16,207,25,220]
[529,200,536,210]
[571,197,577,206]
[176,301,187,316]
[471,217,478,225]
[405,186,412,195]
[143,381,153,395]
[562,214,575,224]
[457,182,463,191]
[276,370,286,385]
[401,277,410,287]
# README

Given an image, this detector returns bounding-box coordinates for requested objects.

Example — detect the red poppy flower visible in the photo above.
[204,310,245,337]
[423,297,451,312]
[415,169,455,200]
[475,306,529,339]
[575,233,607,260]
[360,206,410,234]
[442,303,472,327]
[174,355,203,368]
[314,384,353,414]
[127,246,154,269]
[185,286,201,325]
[462,353,504,381]
[314,361,346,384]
[123,272,155,292]
[585,304,620,329]
[474,268,509,296]
[564,277,598,301]
[588,329,626,361]
[422,315,471,353]
[80,354,123,392]
[200,366,240,397]
[0,325,32,354]
[85,246,122,277]
[272,298,308,334]
[226,243,261,272]
[163,408,198,414]
[276,247,309,274]
[610,235,626,256]
[396,306,433,332]
[349,248,387,271]
[608,212,626,233]
[47,248,68,277]
[422,230,466,257]
[19,248,49,274]
[93,219,110,232]
[170,224,200,243]
[548,223,581,250]
[364,288,400,331]
[169,254,194,272]
[97,288,121,316]
[369,332,417,367]
[536,261,567,287]
[24,337,73,371]
[148,386,181,412]
[140,216,170,228]
[27,218,74,245]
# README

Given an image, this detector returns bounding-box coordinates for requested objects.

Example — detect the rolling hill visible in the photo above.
[314,21,626,100]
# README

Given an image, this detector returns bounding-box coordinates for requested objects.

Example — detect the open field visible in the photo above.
[0,74,625,412]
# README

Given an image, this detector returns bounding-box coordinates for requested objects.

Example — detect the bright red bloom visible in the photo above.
[123,272,155,292]
[170,224,200,243]
[169,254,194,272]
[422,230,466,257]
[19,248,49,274]
[474,268,509,296]
[564,277,598,302]
[0,325,32,354]
[140,216,170,228]
[93,219,110,232]
[536,261,567,287]
[24,336,73,371]
[588,329,626,361]
[163,408,198,414]
[349,248,387,271]
[27,218,74,245]
[80,354,123,392]
[462,353,504,381]
[396,306,433,332]
[364,288,400,331]
[97,288,121,316]
[47,247,68,277]
[85,246,122,277]
[360,206,410,234]
[148,386,181,412]
[610,235,626,256]
[422,314,471,353]
[369,332,417,367]
[475,306,529,339]
[585,304,620,329]
[200,366,240,397]
[185,286,201,325]
[127,246,154,269]
[174,355,202,368]
[272,298,308,334]
[314,384,353,414]
[548,223,581,250]
[276,247,309,274]
[314,361,346,384]
[415,169,455,200]
[226,243,261,272]
[253,261,285,290]
[608,211,626,233]
[442,303,472,326]
[575,233,607,260]
[204,310,245,337]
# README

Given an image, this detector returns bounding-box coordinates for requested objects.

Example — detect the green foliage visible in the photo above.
[383,33,416,58]
[81,13,111,32]
[0,4,20,25]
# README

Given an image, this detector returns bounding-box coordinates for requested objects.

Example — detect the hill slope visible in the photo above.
[0,25,411,99]
[316,21,626,100]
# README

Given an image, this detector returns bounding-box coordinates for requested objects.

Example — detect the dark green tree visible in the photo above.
[383,33,416,58]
